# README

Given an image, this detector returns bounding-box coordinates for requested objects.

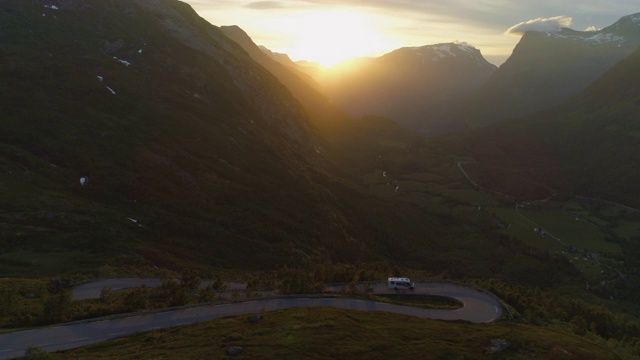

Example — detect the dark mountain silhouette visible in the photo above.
[258,45,325,84]
[259,47,326,84]
[450,13,640,132]
[459,45,640,206]
[220,26,322,93]
[320,43,497,132]
[0,0,439,271]
[219,25,351,136]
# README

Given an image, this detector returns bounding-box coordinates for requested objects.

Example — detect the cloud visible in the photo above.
[584,25,601,31]
[245,1,284,9]
[505,16,573,35]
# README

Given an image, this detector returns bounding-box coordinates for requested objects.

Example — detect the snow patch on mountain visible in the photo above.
[547,30,625,44]
[456,43,476,54]
[113,56,131,66]
[586,33,624,44]
[432,44,456,58]
[407,43,489,65]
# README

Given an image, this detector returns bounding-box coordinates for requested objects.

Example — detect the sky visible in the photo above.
[184,1,639,66]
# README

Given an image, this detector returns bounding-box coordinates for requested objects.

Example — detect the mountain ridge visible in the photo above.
[0,0,393,272]
[219,24,352,136]
[458,45,640,206]
[320,42,497,131]
[444,12,640,133]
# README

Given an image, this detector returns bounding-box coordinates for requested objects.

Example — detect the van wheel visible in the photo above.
[410,287,414,290]
[394,287,398,290]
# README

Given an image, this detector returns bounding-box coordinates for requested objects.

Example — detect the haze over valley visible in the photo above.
[1,1,640,359]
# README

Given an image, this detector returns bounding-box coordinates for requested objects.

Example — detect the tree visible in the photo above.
[179,269,201,291]
[41,290,72,323]
[124,285,150,311]
[23,346,50,360]
[100,287,113,306]
[160,279,187,307]
[198,284,217,303]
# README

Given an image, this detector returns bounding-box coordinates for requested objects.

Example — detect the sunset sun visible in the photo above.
[285,9,396,67]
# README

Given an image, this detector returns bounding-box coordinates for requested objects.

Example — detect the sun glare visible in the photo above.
[283,9,396,68]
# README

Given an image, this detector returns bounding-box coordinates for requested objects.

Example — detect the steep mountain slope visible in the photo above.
[460,46,640,206]
[320,43,497,132]
[220,26,322,93]
[219,25,350,136]
[0,0,440,275]
[454,13,640,131]
[261,48,326,84]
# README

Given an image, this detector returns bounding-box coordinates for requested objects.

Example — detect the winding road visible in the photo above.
[0,280,502,359]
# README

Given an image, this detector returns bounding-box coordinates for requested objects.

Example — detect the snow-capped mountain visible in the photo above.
[410,43,491,64]
[320,42,497,131]
[544,12,640,44]
[451,12,640,130]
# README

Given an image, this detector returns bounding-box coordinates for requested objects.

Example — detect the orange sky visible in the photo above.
[185,1,639,66]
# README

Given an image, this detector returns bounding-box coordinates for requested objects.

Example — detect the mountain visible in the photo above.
[258,45,297,67]
[220,26,321,93]
[452,13,640,131]
[219,25,350,136]
[259,47,326,84]
[320,43,497,132]
[0,0,435,274]
[459,45,640,206]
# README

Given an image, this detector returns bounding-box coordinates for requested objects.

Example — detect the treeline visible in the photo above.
[5,265,640,357]
[0,262,390,329]
[0,272,223,328]
[476,278,640,355]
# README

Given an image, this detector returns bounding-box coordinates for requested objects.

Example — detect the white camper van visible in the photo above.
[387,277,414,290]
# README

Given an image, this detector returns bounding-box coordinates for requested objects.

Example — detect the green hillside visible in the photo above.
[0,0,385,275]
[50,308,620,360]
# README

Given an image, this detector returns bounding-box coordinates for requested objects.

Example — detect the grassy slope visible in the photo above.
[1,0,305,273]
[0,0,449,276]
[52,308,618,360]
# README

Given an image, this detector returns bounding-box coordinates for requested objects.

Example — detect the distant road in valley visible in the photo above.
[0,281,502,359]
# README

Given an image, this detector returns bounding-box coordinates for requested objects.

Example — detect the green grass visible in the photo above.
[612,220,640,240]
[561,201,611,227]
[50,307,618,360]
[396,192,446,209]
[568,257,604,279]
[424,185,497,208]
[0,251,118,279]
[395,179,430,192]
[488,207,563,251]
[519,209,620,254]
[373,294,462,310]
[399,171,447,184]
[0,278,48,330]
